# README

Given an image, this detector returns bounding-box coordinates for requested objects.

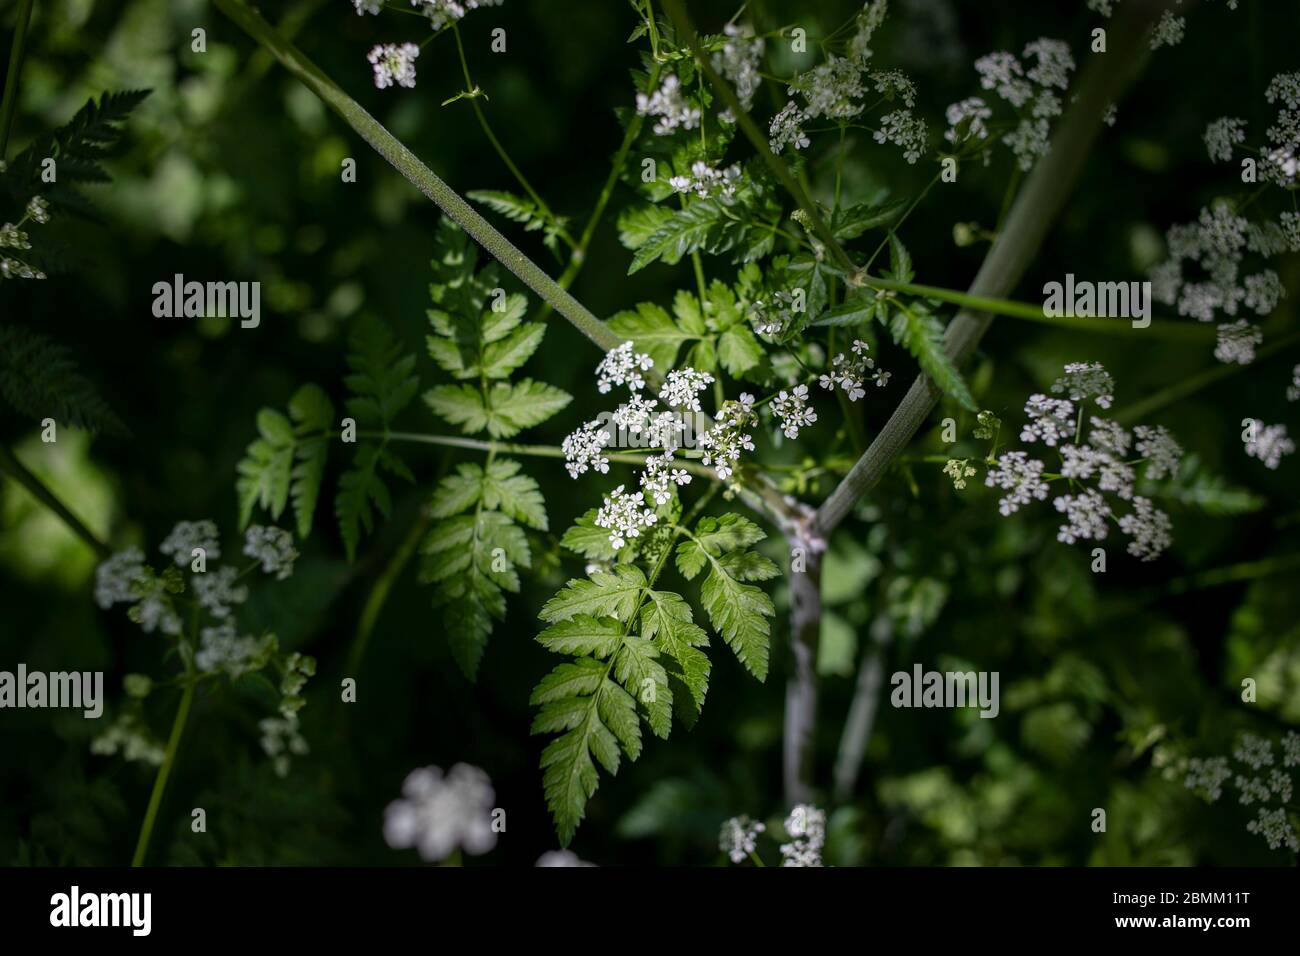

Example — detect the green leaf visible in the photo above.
[700,564,774,681]
[888,307,976,412]
[541,566,647,624]
[560,509,622,562]
[335,443,409,561]
[425,379,570,438]
[0,326,126,435]
[717,325,764,376]
[468,189,550,232]
[626,200,733,273]
[617,204,674,251]
[288,385,333,539]
[614,634,672,740]
[811,295,877,328]
[641,589,711,714]
[236,409,295,529]
[887,234,914,283]
[537,616,626,658]
[607,302,695,370]
[832,197,908,241]
[344,317,419,428]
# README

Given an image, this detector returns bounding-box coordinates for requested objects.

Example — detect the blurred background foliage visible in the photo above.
[1,0,1297,866]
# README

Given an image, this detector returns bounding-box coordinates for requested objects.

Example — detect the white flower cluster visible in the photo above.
[244,524,299,579]
[987,366,1180,561]
[780,803,825,867]
[1204,116,1247,163]
[192,565,249,619]
[749,289,799,337]
[711,23,764,116]
[669,160,741,200]
[410,0,503,31]
[368,43,419,90]
[1185,732,1297,851]
[1149,202,1287,365]
[195,623,264,678]
[159,519,221,565]
[535,850,594,867]
[0,195,50,280]
[769,3,925,164]
[259,713,309,778]
[699,393,756,481]
[964,38,1075,170]
[383,763,498,861]
[943,458,977,490]
[818,339,889,401]
[94,546,147,609]
[636,74,701,137]
[1288,364,1300,402]
[944,97,992,145]
[90,714,165,766]
[1243,422,1294,470]
[770,384,818,440]
[1051,361,1114,409]
[719,815,766,864]
[565,349,707,547]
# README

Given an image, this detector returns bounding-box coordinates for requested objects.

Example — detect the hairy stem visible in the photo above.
[0,443,110,558]
[783,549,821,805]
[0,0,35,159]
[213,0,622,353]
[131,680,195,866]
[343,507,430,679]
[815,0,1176,537]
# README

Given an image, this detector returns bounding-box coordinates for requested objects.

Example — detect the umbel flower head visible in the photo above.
[368,43,420,90]
[383,763,498,861]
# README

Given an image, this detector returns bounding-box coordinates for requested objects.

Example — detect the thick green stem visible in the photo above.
[131,681,195,866]
[814,0,1177,537]
[0,0,35,159]
[0,444,110,558]
[213,0,622,353]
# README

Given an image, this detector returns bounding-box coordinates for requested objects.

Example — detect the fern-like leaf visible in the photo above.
[0,326,125,435]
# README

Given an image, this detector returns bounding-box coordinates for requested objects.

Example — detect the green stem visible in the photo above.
[343,509,430,678]
[660,0,856,276]
[370,430,719,479]
[1115,330,1300,424]
[813,0,1175,537]
[451,24,575,250]
[131,681,195,866]
[0,0,35,159]
[0,443,110,558]
[213,0,622,353]
[862,275,1211,341]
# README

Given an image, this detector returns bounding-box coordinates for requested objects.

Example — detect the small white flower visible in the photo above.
[1246,806,1300,852]
[1117,495,1172,561]
[780,804,825,867]
[770,384,817,439]
[769,101,810,155]
[192,565,249,619]
[94,547,147,609]
[368,43,420,91]
[1020,394,1076,447]
[384,764,498,861]
[985,451,1049,515]
[659,367,715,412]
[720,815,766,864]
[1244,422,1295,470]
[1214,319,1263,365]
[352,0,383,13]
[159,519,221,566]
[244,525,299,579]
[25,196,50,225]
[944,97,992,144]
[596,341,654,394]
[712,24,764,112]
[1051,362,1114,409]
[1133,424,1182,480]
[636,74,701,136]
[1149,10,1186,50]
[1204,117,1247,163]
[1053,488,1111,544]
[259,712,309,777]
[195,623,263,677]
[536,850,594,867]
[562,419,612,479]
